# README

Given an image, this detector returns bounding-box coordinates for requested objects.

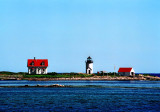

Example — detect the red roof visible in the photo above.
[118,68,132,72]
[27,59,48,67]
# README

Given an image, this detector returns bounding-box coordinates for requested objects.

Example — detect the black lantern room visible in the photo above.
[86,56,93,63]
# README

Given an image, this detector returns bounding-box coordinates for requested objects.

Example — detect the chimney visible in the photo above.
[34,57,36,60]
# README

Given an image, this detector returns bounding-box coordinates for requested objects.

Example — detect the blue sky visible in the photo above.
[0,0,160,73]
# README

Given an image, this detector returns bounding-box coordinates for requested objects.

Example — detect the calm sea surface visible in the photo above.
[0,80,160,112]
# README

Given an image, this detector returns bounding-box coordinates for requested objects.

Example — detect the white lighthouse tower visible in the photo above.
[86,56,93,74]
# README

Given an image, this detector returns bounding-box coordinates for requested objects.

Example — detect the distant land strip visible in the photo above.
[0,72,160,81]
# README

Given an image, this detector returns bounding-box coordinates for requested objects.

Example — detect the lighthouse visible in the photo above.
[86,56,93,74]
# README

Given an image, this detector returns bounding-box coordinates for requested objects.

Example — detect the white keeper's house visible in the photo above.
[118,67,135,76]
[27,57,48,74]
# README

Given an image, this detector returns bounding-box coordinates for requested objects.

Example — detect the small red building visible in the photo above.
[118,67,135,76]
[27,57,48,74]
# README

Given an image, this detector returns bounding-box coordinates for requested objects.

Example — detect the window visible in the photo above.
[31,62,34,66]
[32,68,35,72]
[41,62,45,66]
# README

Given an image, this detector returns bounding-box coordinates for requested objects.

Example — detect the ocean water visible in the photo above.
[0,80,160,112]
[136,73,160,77]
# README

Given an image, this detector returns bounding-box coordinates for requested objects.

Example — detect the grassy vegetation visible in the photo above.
[0,71,119,78]
[0,71,16,75]
[24,73,94,78]
[0,71,27,75]
[97,72,120,77]
[0,71,27,80]
[142,74,150,76]
[0,71,154,79]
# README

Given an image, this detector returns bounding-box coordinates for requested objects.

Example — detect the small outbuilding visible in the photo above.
[118,67,135,76]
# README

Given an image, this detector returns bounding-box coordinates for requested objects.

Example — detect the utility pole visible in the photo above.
[114,65,116,77]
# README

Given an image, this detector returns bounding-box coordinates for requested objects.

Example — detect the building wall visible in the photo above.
[119,72,131,76]
[119,68,135,76]
[130,68,135,76]
[28,67,47,74]
[86,63,93,74]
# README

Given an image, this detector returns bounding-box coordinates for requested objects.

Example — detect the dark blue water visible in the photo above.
[136,73,160,77]
[0,80,160,112]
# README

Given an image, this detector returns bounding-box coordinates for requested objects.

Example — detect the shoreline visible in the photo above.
[1,76,160,81]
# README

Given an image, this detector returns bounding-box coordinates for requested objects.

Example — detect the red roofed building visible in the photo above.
[27,57,48,74]
[118,67,135,76]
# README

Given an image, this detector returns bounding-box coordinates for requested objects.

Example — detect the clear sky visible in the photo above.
[0,0,160,73]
